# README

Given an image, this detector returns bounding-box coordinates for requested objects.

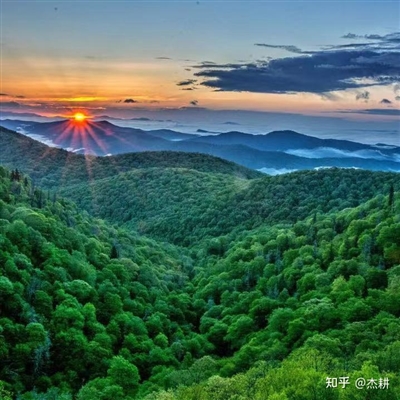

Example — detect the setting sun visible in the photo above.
[73,112,87,122]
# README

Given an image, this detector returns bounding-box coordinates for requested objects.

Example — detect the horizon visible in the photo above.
[1,0,399,141]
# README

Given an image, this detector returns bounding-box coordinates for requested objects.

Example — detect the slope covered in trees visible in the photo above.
[0,167,194,399]
[59,168,400,245]
[0,165,399,399]
[2,127,399,245]
[0,126,261,187]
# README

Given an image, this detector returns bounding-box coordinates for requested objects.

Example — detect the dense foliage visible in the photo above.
[60,168,400,246]
[0,167,193,399]
[0,162,399,399]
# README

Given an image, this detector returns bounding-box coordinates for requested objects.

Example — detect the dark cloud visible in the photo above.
[342,33,358,39]
[181,87,196,91]
[190,100,199,106]
[185,68,191,71]
[338,108,400,116]
[355,91,370,101]
[149,100,160,103]
[380,98,392,104]
[0,93,8,96]
[395,96,400,101]
[115,98,139,104]
[193,32,400,95]
[342,32,400,43]
[15,95,25,99]
[254,43,305,54]
[0,101,21,108]
[177,79,197,87]
[156,56,172,60]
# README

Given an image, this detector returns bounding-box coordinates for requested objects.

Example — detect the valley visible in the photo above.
[0,126,399,399]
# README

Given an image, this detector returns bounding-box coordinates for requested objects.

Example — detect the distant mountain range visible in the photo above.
[0,125,261,185]
[1,118,399,173]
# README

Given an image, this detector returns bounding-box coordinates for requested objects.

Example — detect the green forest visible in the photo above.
[1,131,400,399]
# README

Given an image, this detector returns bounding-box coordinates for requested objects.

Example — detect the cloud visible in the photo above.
[0,101,21,108]
[156,56,172,60]
[355,91,370,101]
[254,43,305,54]
[258,168,297,175]
[320,92,340,101]
[190,100,199,106]
[15,95,26,99]
[199,61,217,66]
[338,108,400,116]
[0,93,8,96]
[285,147,391,161]
[181,87,196,91]
[177,79,197,86]
[116,98,139,104]
[380,98,392,104]
[341,32,400,43]
[342,33,358,39]
[395,96,400,101]
[193,32,400,95]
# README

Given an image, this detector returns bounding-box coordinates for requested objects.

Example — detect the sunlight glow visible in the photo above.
[73,112,87,122]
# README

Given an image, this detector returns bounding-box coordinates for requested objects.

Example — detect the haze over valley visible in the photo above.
[1,117,399,174]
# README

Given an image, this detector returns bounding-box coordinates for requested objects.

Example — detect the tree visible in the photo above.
[388,183,394,210]
[110,244,119,259]
[107,356,140,396]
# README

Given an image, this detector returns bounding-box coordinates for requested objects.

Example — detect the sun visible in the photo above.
[73,112,87,122]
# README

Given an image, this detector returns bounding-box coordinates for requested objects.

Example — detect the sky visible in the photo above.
[0,0,399,136]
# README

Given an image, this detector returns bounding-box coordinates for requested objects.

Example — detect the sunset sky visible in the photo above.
[1,0,399,126]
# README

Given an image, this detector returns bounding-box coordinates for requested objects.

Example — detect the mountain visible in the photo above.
[0,119,36,131]
[1,128,400,398]
[20,119,172,155]
[6,119,198,153]
[0,126,262,185]
[2,125,399,245]
[170,141,400,172]
[2,120,400,172]
[92,114,127,121]
[142,129,200,141]
[190,129,400,153]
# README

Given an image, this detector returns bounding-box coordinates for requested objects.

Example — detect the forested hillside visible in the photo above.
[59,168,400,245]
[0,126,261,186]
[0,165,399,399]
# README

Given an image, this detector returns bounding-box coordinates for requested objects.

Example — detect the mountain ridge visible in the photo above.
[1,120,400,172]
